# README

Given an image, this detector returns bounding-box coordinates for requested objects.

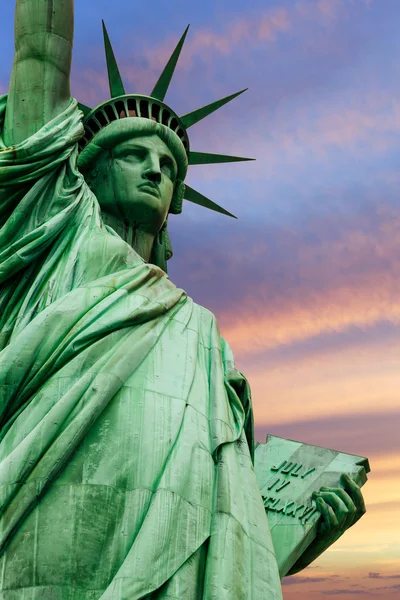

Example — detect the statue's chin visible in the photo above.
[98,193,170,236]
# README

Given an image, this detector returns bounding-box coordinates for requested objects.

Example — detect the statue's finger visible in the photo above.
[319,486,356,529]
[316,497,339,531]
[317,490,350,529]
[341,474,366,518]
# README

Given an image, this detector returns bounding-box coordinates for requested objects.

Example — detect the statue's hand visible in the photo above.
[286,473,366,575]
[311,473,366,551]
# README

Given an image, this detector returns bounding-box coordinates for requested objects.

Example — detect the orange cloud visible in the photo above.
[248,355,400,426]
[222,214,400,423]
[223,289,400,354]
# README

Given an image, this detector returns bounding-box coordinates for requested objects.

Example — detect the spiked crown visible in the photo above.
[77,22,253,219]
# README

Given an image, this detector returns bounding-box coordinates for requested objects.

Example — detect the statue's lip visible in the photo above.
[138,183,160,197]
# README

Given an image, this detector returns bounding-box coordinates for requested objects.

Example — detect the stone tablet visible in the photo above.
[254,435,370,578]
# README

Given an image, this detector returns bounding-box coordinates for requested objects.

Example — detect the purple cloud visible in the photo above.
[368,572,400,579]
[282,576,332,585]
[324,590,373,596]
[254,408,400,457]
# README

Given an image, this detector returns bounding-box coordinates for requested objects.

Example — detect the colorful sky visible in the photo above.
[1,0,399,598]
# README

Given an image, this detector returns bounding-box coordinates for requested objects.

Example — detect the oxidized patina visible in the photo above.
[0,2,366,598]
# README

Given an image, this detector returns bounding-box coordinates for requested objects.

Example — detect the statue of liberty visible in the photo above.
[0,1,366,598]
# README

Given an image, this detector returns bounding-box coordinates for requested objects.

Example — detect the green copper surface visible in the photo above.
[102,21,126,97]
[0,95,282,599]
[78,102,92,117]
[184,184,238,218]
[0,1,368,598]
[151,25,190,101]
[189,151,255,165]
[180,88,248,129]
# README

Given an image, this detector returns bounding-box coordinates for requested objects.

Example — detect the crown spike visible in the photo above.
[180,89,247,129]
[151,25,190,101]
[102,20,126,98]
[184,185,237,218]
[189,151,255,165]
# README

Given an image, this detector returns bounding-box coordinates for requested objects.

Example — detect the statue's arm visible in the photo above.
[3,0,74,146]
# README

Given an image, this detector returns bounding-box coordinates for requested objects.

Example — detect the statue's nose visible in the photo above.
[145,171,162,184]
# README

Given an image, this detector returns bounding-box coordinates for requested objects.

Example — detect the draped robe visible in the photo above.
[0,97,282,600]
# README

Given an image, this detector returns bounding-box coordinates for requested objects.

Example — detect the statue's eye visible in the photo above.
[160,157,176,181]
[116,147,145,160]
[127,149,145,159]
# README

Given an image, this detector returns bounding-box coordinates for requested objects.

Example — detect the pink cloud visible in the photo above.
[263,91,400,167]
[70,0,377,127]
[247,343,400,426]
[140,7,291,75]
[296,0,373,23]
[71,71,109,106]
[316,0,341,19]
[296,0,343,22]
[103,0,368,98]
[295,92,400,154]
[172,193,400,359]
[139,0,369,74]
[178,88,400,187]
[219,208,400,353]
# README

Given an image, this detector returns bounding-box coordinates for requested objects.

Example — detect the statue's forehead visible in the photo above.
[113,134,175,158]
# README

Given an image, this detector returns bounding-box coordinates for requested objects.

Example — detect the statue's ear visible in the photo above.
[169,180,185,214]
[164,224,173,261]
[84,167,100,189]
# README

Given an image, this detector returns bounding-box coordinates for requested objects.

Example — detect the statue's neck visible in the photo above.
[102,212,155,263]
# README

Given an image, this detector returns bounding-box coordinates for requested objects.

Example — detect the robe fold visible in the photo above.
[0,96,282,600]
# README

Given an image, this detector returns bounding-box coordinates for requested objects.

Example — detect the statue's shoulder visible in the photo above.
[170,292,218,330]
[190,299,218,325]
[185,299,227,345]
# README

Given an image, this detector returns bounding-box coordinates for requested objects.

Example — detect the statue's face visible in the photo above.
[90,134,178,235]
